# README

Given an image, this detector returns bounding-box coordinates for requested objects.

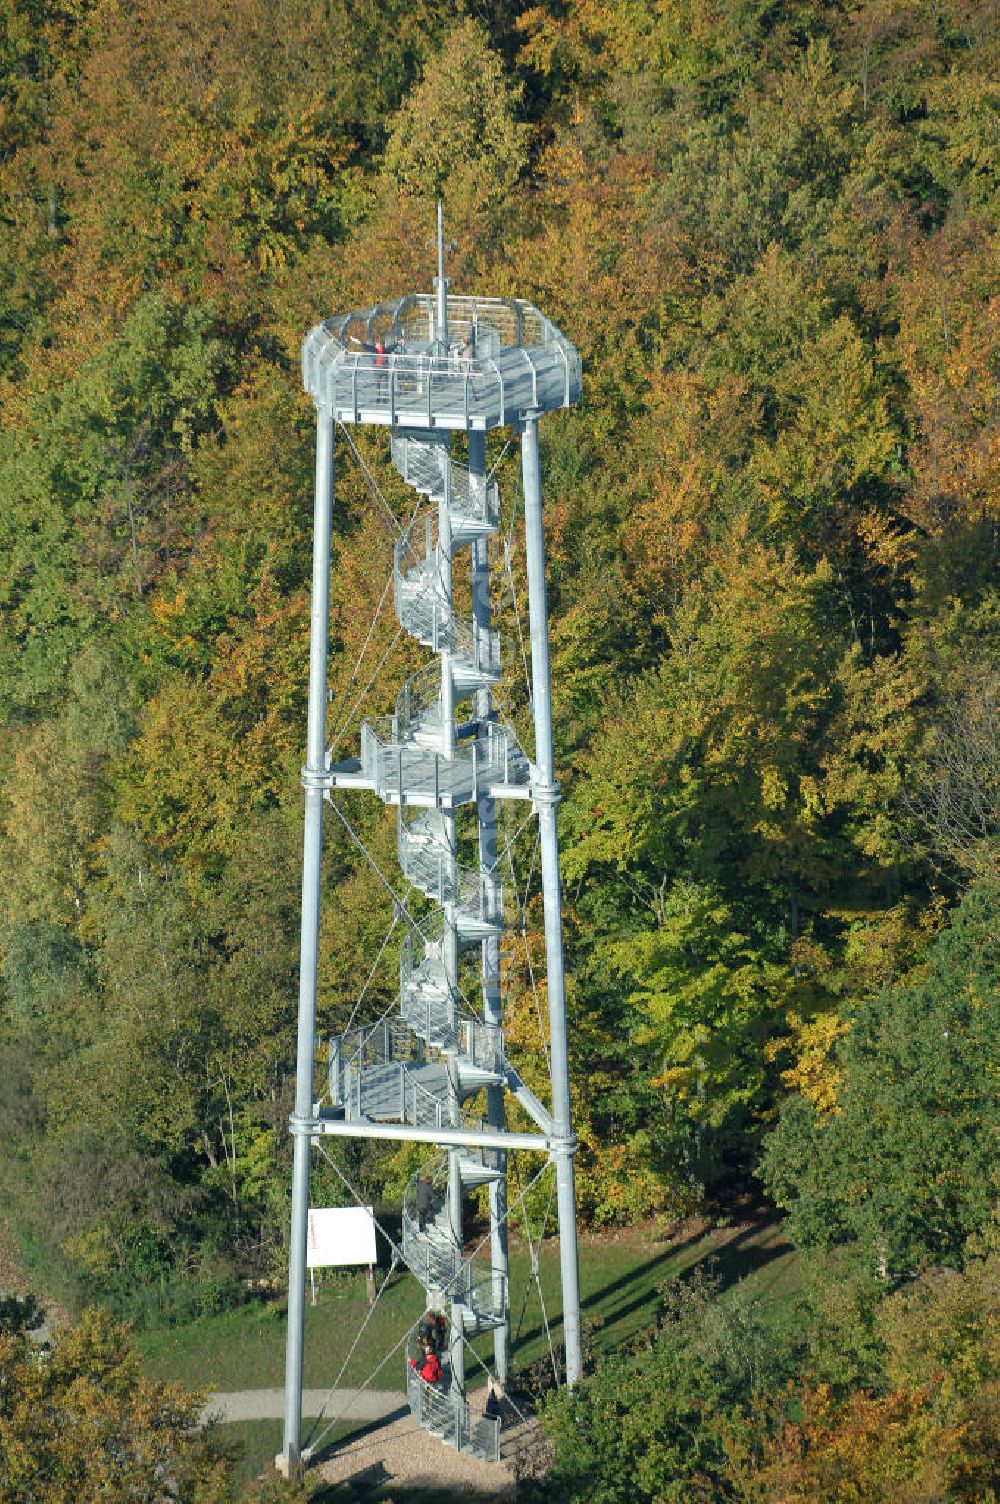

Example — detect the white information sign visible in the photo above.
[306,1206,377,1269]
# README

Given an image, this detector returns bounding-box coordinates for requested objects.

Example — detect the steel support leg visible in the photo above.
[279,408,334,1474]
[520,413,582,1386]
[470,430,509,1384]
[446,998,466,1395]
[438,440,466,1397]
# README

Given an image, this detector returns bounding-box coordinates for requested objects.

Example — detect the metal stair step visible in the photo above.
[458,1160,505,1187]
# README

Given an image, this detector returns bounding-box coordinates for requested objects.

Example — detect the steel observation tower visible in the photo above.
[279,210,583,1474]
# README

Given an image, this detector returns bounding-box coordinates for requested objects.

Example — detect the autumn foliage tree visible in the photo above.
[0,1305,304,1502]
[0,0,997,1360]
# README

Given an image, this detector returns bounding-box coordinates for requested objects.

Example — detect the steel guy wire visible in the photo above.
[458,1329,532,1428]
[326,565,396,750]
[307,1315,417,1455]
[485,433,515,488]
[457,1155,552,1274]
[342,910,401,1038]
[327,623,405,759]
[487,806,536,882]
[534,1176,560,1386]
[501,825,550,1074]
[325,795,426,943]
[511,1159,560,1386]
[325,795,487,1026]
[303,1248,401,1445]
[338,421,402,538]
[495,457,533,707]
[501,536,533,709]
[304,1141,419,1452]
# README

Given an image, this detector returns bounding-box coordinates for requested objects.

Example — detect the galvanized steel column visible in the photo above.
[520,412,582,1386]
[470,430,509,1384]
[437,439,465,1397]
[280,407,334,1472]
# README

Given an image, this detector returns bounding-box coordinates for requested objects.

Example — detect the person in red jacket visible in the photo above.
[409,1342,442,1383]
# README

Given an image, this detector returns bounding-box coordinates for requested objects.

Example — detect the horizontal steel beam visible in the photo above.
[298,1115,551,1153]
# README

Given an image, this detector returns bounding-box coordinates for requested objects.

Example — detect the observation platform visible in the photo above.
[326,719,532,809]
[301,294,581,431]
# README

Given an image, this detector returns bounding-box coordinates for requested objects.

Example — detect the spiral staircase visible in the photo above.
[325,420,520,1462]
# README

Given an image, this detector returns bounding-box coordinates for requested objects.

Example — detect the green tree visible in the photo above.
[761,879,1000,1275]
[0,296,227,715]
[383,17,529,227]
[604,879,789,1145]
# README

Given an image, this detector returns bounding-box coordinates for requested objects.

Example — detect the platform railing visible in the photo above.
[330,1026,505,1125]
[302,293,582,427]
[318,294,573,362]
[357,715,530,807]
[328,1019,420,1107]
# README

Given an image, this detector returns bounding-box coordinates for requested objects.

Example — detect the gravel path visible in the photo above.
[204,1388,405,1424]
[311,1391,549,1499]
[206,1385,549,1498]
[312,1409,518,1498]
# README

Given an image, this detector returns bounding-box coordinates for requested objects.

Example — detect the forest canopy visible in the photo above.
[0,0,997,1346]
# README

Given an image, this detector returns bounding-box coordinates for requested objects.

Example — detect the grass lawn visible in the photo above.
[138,1211,797,1399]
[215,1419,375,1496]
[212,1419,285,1492]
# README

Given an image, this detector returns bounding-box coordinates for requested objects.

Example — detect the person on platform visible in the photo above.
[409,1342,442,1383]
[417,1309,447,1354]
[415,1175,433,1232]
[349,333,398,399]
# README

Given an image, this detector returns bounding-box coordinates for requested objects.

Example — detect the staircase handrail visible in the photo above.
[459,1018,504,1075]
[335,1017,419,1073]
[390,435,500,533]
[406,1364,469,1449]
[395,663,443,742]
[393,517,499,681]
[398,810,502,929]
[399,929,456,1050]
[454,1266,508,1323]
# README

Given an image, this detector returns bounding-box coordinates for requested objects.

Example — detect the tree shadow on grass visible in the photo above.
[707,1215,795,1297]
[511,1215,793,1363]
